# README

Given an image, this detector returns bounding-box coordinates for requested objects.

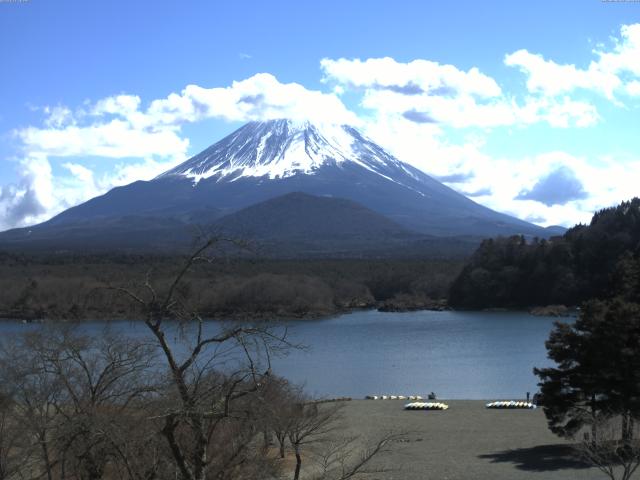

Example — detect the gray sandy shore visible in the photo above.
[335,400,606,480]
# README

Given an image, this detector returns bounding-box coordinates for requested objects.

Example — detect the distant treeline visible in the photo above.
[0,254,463,321]
[449,198,640,309]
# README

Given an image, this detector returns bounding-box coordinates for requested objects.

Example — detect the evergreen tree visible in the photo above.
[449,197,640,309]
[534,299,640,441]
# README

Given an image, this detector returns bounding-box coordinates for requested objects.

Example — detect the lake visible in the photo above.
[0,309,565,400]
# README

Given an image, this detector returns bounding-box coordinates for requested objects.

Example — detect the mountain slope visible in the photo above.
[214,191,413,240]
[0,119,554,254]
[36,119,547,237]
[0,192,479,257]
[156,119,548,237]
[209,192,478,258]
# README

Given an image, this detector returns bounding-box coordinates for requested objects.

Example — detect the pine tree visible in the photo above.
[535,299,640,441]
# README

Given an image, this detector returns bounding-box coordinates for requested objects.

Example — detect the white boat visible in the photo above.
[486,400,536,409]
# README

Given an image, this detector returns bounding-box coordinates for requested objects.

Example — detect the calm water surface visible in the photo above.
[272,310,562,399]
[0,310,565,399]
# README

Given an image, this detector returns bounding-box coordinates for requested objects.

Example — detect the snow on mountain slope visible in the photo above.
[160,119,423,193]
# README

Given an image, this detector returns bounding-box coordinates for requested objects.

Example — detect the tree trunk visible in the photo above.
[39,436,54,480]
[293,445,302,480]
[275,433,286,458]
[279,441,286,459]
[622,412,631,443]
[590,394,598,446]
[162,418,193,480]
[192,418,208,480]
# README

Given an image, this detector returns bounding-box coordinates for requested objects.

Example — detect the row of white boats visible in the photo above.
[365,395,425,400]
[366,396,538,410]
[402,400,537,411]
[485,401,537,409]
[404,402,449,410]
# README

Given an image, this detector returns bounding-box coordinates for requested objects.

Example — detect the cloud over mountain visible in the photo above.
[321,56,599,129]
[517,166,588,206]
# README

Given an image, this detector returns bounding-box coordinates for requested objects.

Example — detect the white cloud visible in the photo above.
[0,155,55,230]
[19,73,356,165]
[322,57,598,129]
[504,49,620,99]
[506,153,640,227]
[504,23,640,101]
[43,105,74,128]
[18,120,189,159]
[92,94,142,118]
[104,157,182,188]
[626,80,640,97]
[360,115,476,177]
[59,162,102,207]
[596,23,640,77]
[147,73,360,126]
[321,57,503,98]
[439,151,598,228]
[530,96,600,128]
[62,162,96,185]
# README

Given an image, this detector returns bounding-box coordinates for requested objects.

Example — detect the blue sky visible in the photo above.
[1,0,639,230]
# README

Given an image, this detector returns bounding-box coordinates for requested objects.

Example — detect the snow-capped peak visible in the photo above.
[160,119,416,184]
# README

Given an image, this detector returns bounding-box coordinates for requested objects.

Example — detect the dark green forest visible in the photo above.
[449,198,640,309]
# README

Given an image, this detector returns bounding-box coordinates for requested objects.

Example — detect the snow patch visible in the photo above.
[161,119,423,194]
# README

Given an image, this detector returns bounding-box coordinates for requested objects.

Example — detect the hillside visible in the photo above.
[449,198,640,308]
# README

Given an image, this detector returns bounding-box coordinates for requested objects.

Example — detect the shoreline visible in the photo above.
[0,302,577,323]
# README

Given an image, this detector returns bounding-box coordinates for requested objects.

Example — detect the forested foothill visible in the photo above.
[0,252,463,322]
[449,198,640,310]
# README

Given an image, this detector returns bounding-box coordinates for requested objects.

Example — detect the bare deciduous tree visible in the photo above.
[112,237,290,480]
[286,399,344,480]
[578,414,640,480]
[0,337,62,480]
[26,329,158,480]
[0,390,31,480]
[310,432,403,480]
[259,376,300,459]
[0,327,165,480]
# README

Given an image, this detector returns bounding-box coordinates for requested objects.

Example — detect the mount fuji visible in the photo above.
[0,119,559,255]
